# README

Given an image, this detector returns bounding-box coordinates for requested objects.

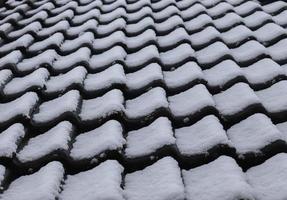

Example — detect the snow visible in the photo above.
[53,47,91,71]
[231,40,267,63]
[153,5,179,21]
[203,59,243,88]
[26,2,54,15]
[207,2,233,17]
[256,80,287,113]
[59,160,124,200]
[72,9,100,25]
[45,66,87,94]
[0,92,38,123]
[164,61,203,89]
[51,1,77,14]
[126,63,163,91]
[214,82,260,116]
[124,157,185,200]
[70,120,125,160]
[181,3,206,20]
[234,1,260,16]
[126,17,154,35]
[8,21,41,38]
[28,32,64,53]
[0,34,34,53]
[155,15,183,33]
[18,10,48,26]
[0,23,12,35]
[242,58,284,85]
[1,161,64,200]
[157,27,188,48]
[125,45,159,69]
[45,9,74,25]
[0,123,25,158]
[246,153,287,200]
[254,23,285,44]
[60,32,94,52]
[126,29,156,50]
[17,121,73,163]
[182,156,254,200]
[127,6,152,23]
[76,1,102,14]
[93,31,125,51]
[125,117,175,158]
[160,43,194,66]
[80,89,124,121]
[97,18,126,35]
[175,115,230,155]
[221,25,253,45]
[272,10,287,26]
[196,41,230,65]
[0,12,21,25]
[0,50,22,69]
[243,11,271,29]
[32,90,80,124]
[67,19,97,37]
[190,26,220,47]
[3,68,49,95]
[213,12,242,30]
[0,165,5,185]
[125,87,168,119]
[37,20,70,37]
[84,64,126,92]
[17,49,58,73]
[89,46,126,70]
[0,69,12,88]
[100,7,126,23]
[168,84,215,118]
[184,14,212,32]
[268,38,287,62]
[227,113,282,155]
[262,1,287,13]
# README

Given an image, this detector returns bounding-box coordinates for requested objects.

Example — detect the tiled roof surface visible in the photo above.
[0,0,287,199]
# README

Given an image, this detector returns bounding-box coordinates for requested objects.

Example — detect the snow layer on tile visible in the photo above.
[0,34,34,54]
[155,15,183,33]
[1,161,64,200]
[17,121,72,162]
[183,156,254,200]
[96,18,126,35]
[276,121,287,142]
[157,27,189,48]
[213,12,242,30]
[70,120,125,160]
[160,43,194,66]
[38,20,70,37]
[168,84,215,118]
[8,21,41,38]
[72,8,100,25]
[254,23,285,43]
[0,69,12,88]
[164,61,204,89]
[125,45,159,69]
[60,32,94,52]
[33,90,80,123]
[124,157,185,200]
[268,38,287,62]
[93,31,125,51]
[242,58,284,85]
[256,80,287,113]
[227,113,282,154]
[196,41,230,65]
[60,160,124,200]
[125,117,175,158]
[80,89,124,121]
[273,10,287,26]
[0,165,5,185]
[125,87,168,119]
[67,19,97,37]
[89,46,126,70]
[184,14,212,32]
[214,83,260,116]
[126,17,154,35]
[3,68,49,95]
[0,123,25,158]
[16,49,58,73]
[126,63,163,90]
[246,153,287,200]
[45,66,87,94]
[84,64,126,92]
[126,29,156,50]
[53,47,91,71]
[221,25,253,45]
[0,50,22,69]
[28,32,64,53]
[175,115,230,155]
[0,92,38,123]
[204,59,243,88]
[190,26,220,47]
[231,40,267,63]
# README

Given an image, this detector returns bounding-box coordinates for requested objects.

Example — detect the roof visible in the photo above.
[0,0,287,199]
